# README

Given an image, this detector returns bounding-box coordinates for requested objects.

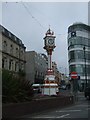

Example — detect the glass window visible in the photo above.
[76,64,83,73]
[69,65,76,73]
[68,36,89,47]
[75,50,84,59]
[70,64,85,76]
[69,50,84,60]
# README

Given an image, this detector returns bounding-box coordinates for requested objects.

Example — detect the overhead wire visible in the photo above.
[5,2,67,37]
[21,2,46,30]
[21,1,65,35]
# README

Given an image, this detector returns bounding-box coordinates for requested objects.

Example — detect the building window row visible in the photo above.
[2,57,24,72]
[69,50,90,60]
[69,59,90,64]
[68,30,90,39]
[2,41,24,59]
[68,45,90,50]
[69,64,90,76]
[2,26,24,47]
[68,37,90,47]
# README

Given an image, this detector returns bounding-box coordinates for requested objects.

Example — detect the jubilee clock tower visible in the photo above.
[42,28,59,95]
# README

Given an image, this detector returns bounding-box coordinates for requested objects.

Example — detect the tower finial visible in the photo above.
[45,25,54,36]
[49,24,51,29]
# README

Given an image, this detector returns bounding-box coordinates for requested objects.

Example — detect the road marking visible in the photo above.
[76,104,90,107]
[56,110,81,112]
[57,114,70,118]
[33,116,56,118]
[32,114,70,119]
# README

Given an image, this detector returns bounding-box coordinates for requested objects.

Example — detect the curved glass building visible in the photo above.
[68,23,90,91]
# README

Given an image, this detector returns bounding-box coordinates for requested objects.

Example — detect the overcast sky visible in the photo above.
[0,1,88,74]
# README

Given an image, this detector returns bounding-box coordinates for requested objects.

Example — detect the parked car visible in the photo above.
[84,87,90,100]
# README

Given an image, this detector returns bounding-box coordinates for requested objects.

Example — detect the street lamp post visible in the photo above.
[83,46,87,89]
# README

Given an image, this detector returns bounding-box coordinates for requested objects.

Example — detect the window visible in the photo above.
[15,62,19,72]
[9,59,13,70]
[69,50,85,60]
[68,36,89,47]
[69,65,76,73]
[20,50,24,59]
[76,65,83,73]
[9,32,11,38]
[3,41,7,52]
[2,57,7,69]
[14,36,17,41]
[21,63,24,71]
[2,59,4,68]
[10,44,13,54]
[16,48,19,58]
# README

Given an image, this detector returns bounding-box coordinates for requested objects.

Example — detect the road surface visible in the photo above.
[20,92,90,119]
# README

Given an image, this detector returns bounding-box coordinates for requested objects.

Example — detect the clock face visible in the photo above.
[48,39,54,45]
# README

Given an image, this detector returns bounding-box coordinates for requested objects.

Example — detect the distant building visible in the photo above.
[68,23,90,90]
[52,61,61,84]
[0,25,26,73]
[25,51,47,84]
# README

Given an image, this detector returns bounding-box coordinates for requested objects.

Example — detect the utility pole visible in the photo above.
[83,46,87,89]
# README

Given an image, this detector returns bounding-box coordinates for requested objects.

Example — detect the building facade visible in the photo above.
[52,61,61,84]
[0,25,26,73]
[25,51,48,84]
[68,23,90,90]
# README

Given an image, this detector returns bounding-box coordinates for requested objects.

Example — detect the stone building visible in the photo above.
[52,61,61,84]
[0,25,26,73]
[25,51,48,84]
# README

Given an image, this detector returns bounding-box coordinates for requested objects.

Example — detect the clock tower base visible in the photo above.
[42,70,59,95]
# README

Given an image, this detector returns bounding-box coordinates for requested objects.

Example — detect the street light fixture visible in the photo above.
[83,46,87,88]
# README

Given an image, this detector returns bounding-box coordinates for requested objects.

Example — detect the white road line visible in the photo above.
[57,114,70,118]
[56,110,81,112]
[76,104,90,107]
[32,114,70,119]
[33,116,56,118]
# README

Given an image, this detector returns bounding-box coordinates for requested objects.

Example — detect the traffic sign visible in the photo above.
[70,71,78,79]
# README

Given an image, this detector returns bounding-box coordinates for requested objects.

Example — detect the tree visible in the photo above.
[2,69,34,103]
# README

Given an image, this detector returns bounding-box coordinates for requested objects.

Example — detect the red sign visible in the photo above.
[71,72,78,79]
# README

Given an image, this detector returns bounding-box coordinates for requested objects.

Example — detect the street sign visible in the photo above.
[71,71,78,79]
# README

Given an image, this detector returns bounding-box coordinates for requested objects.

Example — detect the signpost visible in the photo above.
[70,72,78,102]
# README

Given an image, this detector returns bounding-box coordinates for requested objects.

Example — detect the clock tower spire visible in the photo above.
[43,28,56,71]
